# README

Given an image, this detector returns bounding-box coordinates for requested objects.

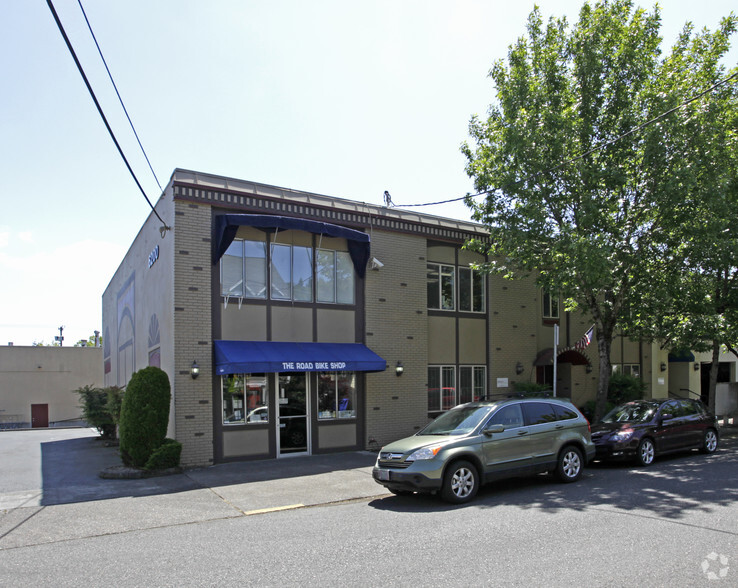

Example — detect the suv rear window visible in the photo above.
[553,404,579,420]
[522,402,558,425]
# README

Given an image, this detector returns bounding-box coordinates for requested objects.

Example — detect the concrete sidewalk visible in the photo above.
[0,428,388,550]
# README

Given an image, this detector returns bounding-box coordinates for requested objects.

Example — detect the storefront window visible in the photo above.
[222,373,269,425]
[318,372,356,419]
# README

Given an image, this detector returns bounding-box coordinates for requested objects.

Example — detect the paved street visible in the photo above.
[1,428,737,586]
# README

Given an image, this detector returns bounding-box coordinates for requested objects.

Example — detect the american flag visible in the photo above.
[575,325,594,349]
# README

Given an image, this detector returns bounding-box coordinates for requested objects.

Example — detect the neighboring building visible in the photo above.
[102,169,737,467]
[0,345,102,429]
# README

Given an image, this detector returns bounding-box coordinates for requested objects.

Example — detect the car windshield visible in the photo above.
[418,405,492,436]
[602,401,658,424]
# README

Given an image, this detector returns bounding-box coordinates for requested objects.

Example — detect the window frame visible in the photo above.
[458,267,485,313]
[221,373,269,426]
[427,263,456,311]
[221,238,355,305]
[459,365,486,404]
[317,371,357,420]
[542,289,559,319]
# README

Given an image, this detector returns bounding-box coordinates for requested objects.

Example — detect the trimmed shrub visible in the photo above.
[144,438,182,470]
[119,367,171,468]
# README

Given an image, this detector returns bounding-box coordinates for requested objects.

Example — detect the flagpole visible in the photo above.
[553,324,559,397]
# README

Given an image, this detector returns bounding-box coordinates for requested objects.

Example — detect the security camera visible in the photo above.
[369,257,384,270]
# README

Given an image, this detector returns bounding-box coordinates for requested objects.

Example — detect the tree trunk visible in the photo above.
[707,340,720,415]
[594,330,613,422]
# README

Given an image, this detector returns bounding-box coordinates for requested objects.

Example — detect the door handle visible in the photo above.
[517,430,528,436]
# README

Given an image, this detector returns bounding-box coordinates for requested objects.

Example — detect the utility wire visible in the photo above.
[392,69,738,209]
[76,0,163,192]
[46,0,170,233]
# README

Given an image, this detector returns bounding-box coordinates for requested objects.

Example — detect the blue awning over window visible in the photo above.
[213,214,371,278]
[214,340,387,375]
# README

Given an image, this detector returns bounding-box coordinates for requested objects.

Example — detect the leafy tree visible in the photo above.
[462,0,736,420]
[74,333,102,347]
[627,15,738,412]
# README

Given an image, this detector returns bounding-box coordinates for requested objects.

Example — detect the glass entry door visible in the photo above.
[277,373,309,455]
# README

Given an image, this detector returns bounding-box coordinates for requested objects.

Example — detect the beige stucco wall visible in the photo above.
[0,346,102,427]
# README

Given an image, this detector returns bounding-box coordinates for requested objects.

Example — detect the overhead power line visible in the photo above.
[392,70,738,210]
[45,0,169,234]
[76,0,163,192]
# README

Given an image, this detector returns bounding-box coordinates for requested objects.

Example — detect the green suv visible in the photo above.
[372,397,596,503]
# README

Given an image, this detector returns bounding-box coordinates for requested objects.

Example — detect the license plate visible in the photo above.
[376,468,391,481]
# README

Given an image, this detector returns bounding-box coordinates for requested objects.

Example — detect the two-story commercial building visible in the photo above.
[102,169,735,467]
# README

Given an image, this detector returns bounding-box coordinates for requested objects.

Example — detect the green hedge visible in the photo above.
[119,367,172,468]
[144,438,182,471]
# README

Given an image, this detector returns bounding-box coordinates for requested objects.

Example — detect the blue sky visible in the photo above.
[1,0,736,346]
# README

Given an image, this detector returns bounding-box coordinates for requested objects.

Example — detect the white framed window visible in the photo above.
[427,263,455,310]
[612,364,641,378]
[459,366,486,403]
[428,365,456,413]
[542,289,559,319]
[222,374,269,425]
[459,267,485,313]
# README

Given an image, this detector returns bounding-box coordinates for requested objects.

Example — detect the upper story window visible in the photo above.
[221,240,267,298]
[317,250,354,304]
[222,238,354,305]
[542,289,559,319]
[427,263,455,310]
[271,244,313,302]
[459,267,485,313]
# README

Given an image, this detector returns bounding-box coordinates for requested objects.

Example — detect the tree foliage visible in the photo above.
[462,0,736,419]
[76,384,122,440]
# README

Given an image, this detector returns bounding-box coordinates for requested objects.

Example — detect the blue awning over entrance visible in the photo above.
[214,340,387,375]
[213,214,371,278]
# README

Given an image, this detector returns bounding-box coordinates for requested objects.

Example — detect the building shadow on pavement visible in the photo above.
[39,433,377,506]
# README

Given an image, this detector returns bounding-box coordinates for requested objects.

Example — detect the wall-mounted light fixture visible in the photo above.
[586,363,593,374]
[515,362,524,375]
[395,361,404,377]
[660,362,667,372]
[694,362,700,371]
[191,360,200,379]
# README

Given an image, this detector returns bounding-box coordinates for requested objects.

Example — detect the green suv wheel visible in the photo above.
[441,460,478,504]
[555,446,583,482]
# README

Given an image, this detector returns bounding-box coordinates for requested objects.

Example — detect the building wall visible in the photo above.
[101,190,176,434]
[172,199,214,467]
[0,346,102,428]
[364,229,428,446]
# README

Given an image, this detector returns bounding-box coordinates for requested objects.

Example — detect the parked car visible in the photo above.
[590,398,719,466]
[372,397,596,504]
